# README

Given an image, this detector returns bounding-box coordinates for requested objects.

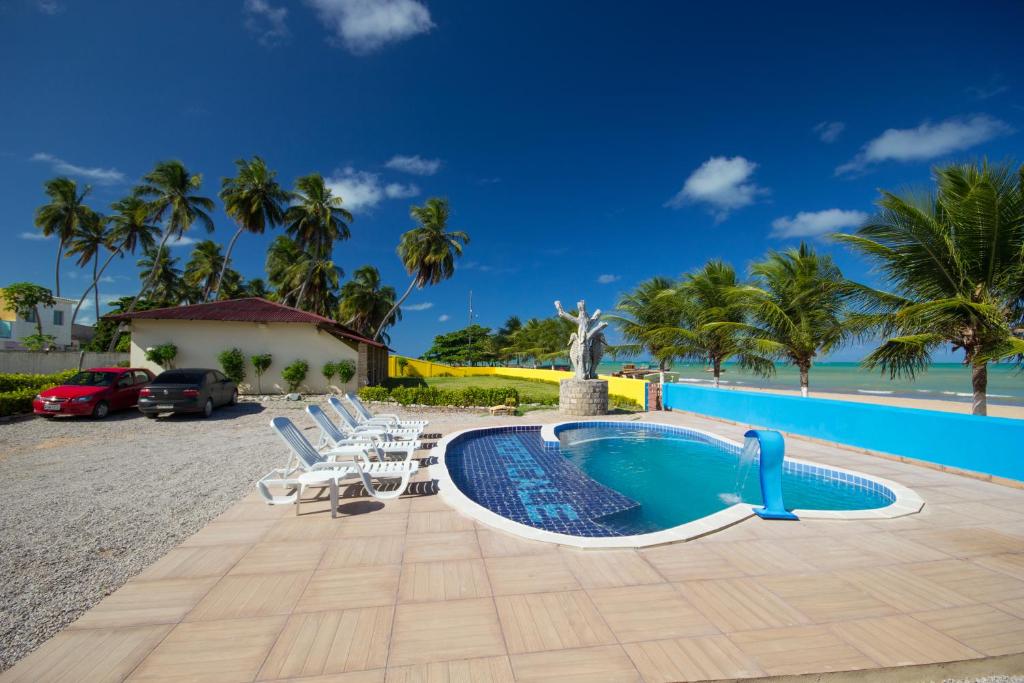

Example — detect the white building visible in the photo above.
[0,293,76,350]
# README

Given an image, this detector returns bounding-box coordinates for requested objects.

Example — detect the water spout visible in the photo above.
[744,429,799,521]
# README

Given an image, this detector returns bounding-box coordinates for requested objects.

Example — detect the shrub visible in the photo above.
[21,333,57,351]
[334,359,355,384]
[357,386,391,402]
[322,361,337,386]
[0,370,76,393]
[217,348,246,385]
[250,353,272,394]
[144,343,177,369]
[358,384,519,407]
[281,359,309,393]
[0,388,37,416]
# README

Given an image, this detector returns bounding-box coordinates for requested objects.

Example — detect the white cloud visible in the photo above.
[36,0,62,15]
[325,167,383,211]
[305,0,434,54]
[20,231,52,241]
[836,115,1013,175]
[966,76,1009,100]
[384,182,420,199]
[438,314,450,322]
[665,156,766,221]
[244,0,290,46]
[770,209,868,239]
[166,235,198,248]
[596,274,620,284]
[385,154,441,175]
[405,302,433,311]
[30,152,125,185]
[814,121,845,143]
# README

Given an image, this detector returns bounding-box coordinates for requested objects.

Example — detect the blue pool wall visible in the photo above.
[661,383,1024,482]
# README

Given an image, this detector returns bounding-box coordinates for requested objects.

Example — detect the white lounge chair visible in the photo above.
[257,416,419,505]
[306,405,420,463]
[344,393,429,430]
[329,396,424,438]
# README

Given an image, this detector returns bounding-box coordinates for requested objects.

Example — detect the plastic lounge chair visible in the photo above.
[344,392,429,430]
[306,405,420,463]
[257,416,419,505]
[329,396,423,439]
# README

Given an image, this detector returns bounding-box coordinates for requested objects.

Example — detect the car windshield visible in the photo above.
[65,371,117,387]
[152,371,205,385]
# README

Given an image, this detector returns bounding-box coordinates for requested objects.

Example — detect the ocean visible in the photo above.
[595,360,1024,407]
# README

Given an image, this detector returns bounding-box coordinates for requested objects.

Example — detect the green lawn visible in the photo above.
[422,375,560,401]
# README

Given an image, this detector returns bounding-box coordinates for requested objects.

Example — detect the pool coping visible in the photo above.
[429,420,925,549]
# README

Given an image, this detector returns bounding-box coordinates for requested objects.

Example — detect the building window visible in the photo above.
[53,310,64,326]
[0,321,10,339]
[23,309,37,323]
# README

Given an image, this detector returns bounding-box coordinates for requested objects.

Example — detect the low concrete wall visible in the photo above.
[0,351,129,374]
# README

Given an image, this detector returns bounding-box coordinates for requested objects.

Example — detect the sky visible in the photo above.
[1,0,1022,359]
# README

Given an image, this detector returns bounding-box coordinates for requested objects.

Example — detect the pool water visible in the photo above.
[559,425,892,533]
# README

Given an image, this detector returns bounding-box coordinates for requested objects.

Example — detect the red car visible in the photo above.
[33,367,155,419]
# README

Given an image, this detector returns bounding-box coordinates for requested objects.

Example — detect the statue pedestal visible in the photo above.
[559,379,608,416]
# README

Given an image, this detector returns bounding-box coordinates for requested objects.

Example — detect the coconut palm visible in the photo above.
[734,243,850,396]
[33,177,94,296]
[835,160,1024,416]
[375,198,469,340]
[605,276,680,370]
[184,240,226,301]
[243,277,270,299]
[64,211,110,327]
[266,235,307,305]
[110,161,214,349]
[214,156,289,300]
[137,246,183,306]
[339,265,400,341]
[284,173,352,258]
[290,255,341,317]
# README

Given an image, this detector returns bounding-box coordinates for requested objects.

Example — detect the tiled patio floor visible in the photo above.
[4,410,1024,682]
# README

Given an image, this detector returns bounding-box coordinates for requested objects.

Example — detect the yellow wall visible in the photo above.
[131,319,360,394]
[387,355,649,407]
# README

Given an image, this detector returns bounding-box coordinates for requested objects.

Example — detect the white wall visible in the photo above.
[129,319,360,394]
[1,298,74,349]
[0,351,128,374]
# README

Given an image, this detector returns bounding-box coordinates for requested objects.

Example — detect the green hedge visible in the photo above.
[0,370,77,394]
[359,385,520,407]
[0,388,40,416]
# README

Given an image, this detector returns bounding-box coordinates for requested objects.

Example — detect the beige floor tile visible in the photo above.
[485,554,580,595]
[831,615,981,667]
[263,517,340,543]
[320,536,406,569]
[215,501,292,523]
[389,598,506,666]
[560,549,663,589]
[336,513,410,538]
[495,591,616,654]
[398,559,491,603]
[623,635,764,682]
[639,544,745,582]
[385,655,514,683]
[773,537,888,571]
[729,625,877,675]
[974,553,1024,581]
[902,559,1024,603]
[758,574,898,623]
[295,566,401,613]
[898,527,1024,558]
[230,542,327,576]
[407,494,455,513]
[264,672,384,683]
[127,616,286,682]
[403,531,480,563]
[185,572,311,621]
[842,531,951,564]
[676,578,810,633]
[181,519,277,547]
[71,578,219,629]
[137,545,250,581]
[0,624,172,683]
[256,607,392,679]
[510,644,640,682]
[913,604,1024,656]
[336,496,412,516]
[407,510,475,534]
[589,583,717,642]
[477,529,559,558]
[837,565,973,612]
[996,597,1024,619]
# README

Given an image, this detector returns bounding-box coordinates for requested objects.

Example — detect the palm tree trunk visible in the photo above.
[108,230,172,351]
[92,253,100,326]
[971,361,988,416]
[374,278,418,341]
[55,239,65,297]
[799,362,810,397]
[713,358,722,388]
[33,304,44,338]
[72,245,122,327]
[210,226,243,301]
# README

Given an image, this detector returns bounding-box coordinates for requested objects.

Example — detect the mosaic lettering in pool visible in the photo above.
[444,426,640,536]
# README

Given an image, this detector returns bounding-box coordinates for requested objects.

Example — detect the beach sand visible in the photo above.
[707,384,1024,419]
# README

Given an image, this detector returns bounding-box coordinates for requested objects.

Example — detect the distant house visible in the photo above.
[0,291,75,350]
[106,298,388,393]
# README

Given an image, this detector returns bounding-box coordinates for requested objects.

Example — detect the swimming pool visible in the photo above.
[433,421,923,548]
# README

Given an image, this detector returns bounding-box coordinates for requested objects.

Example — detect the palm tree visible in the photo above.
[835,160,1024,416]
[375,198,469,340]
[243,277,270,299]
[34,177,94,296]
[605,276,680,370]
[137,246,183,306]
[266,235,305,305]
[734,243,850,396]
[110,161,214,349]
[284,173,352,257]
[69,194,160,326]
[64,211,110,326]
[214,156,289,300]
[339,265,399,341]
[184,240,226,301]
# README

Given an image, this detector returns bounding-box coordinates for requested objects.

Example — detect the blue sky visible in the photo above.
[1,0,1022,359]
